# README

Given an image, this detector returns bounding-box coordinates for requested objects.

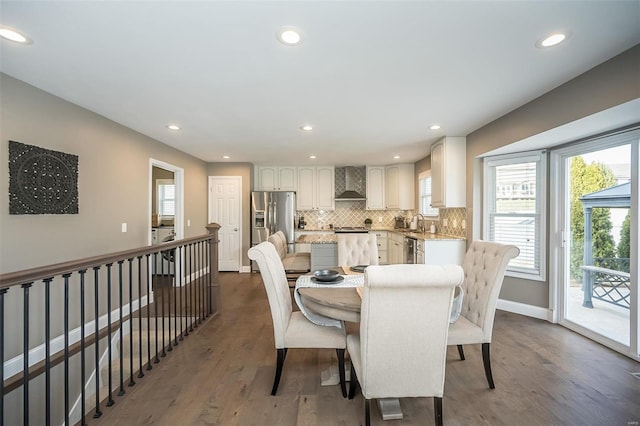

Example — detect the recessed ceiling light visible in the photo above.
[309,155,317,159]
[300,125,313,131]
[537,33,567,48]
[166,124,180,130]
[393,155,400,159]
[429,124,441,130]
[0,26,33,44]
[277,27,302,45]
[223,155,230,159]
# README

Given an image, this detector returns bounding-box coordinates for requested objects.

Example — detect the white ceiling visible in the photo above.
[1,1,639,166]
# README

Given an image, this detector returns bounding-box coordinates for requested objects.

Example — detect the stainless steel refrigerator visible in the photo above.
[251,191,296,271]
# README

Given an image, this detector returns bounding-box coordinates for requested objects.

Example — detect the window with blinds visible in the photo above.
[419,171,439,217]
[157,180,175,216]
[483,151,546,280]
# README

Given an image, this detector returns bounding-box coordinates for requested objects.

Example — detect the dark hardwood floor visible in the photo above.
[91,271,640,425]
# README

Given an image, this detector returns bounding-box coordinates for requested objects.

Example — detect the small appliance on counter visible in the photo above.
[394,216,408,229]
[298,215,306,229]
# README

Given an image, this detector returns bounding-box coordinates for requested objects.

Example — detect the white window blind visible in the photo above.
[419,171,439,217]
[157,180,175,216]
[484,152,546,280]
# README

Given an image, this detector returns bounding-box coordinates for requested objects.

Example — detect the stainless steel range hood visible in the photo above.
[335,166,366,200]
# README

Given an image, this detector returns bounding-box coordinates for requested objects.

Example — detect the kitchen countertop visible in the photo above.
[296,230,464,244]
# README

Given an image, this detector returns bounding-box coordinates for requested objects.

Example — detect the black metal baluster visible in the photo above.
[189,243,194,332]
[153,252,160,364]
[160,250,166,358]
[137,256,145,378]
[145,254,153,370]
[196,241,201,325]
[63,274,71,426]
[105,264,114,407]
[167,250,173,353]
[79,269,87,426]
[173,247,178,347]
[178,246,184,341]
[184,244,190,337]
[92,267,102,418]
[43,277,53,426]
[117,261,125,396]
[127,258,135,387]
[22,282,32,426]
[206,240,211,316]
[0,288,7,426]
[201,241,206,319]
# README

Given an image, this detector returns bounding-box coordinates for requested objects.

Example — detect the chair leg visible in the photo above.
[365,399,371,426]
[271,348,288,395]
[348,361,358,399]
[482,343,495,389]
[457,344,465,360]
[336,349,347,398]
[434,397,443,426]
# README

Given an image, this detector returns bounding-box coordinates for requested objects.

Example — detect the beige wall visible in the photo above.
[206,162,253,268]
[465,44,640,308]
[0,73,210,274]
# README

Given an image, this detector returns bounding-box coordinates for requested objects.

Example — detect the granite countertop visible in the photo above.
[296,231,464,244]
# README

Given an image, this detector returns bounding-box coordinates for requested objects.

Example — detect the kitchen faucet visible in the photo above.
[412,213,426,233]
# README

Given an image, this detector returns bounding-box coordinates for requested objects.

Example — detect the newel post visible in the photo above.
[206,223,221,316]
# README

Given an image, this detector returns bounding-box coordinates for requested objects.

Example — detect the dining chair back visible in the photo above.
[337,233,379,266]
[347,264,464,426]
[447,240,520,389]
[248,242,347,396]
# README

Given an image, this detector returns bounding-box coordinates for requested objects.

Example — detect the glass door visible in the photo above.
[553,129,638,357]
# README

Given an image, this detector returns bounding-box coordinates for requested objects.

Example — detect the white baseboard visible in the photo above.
[239,266,251,273]
[497,298,553,321]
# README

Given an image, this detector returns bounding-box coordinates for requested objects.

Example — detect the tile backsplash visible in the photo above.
[296,202,466,238]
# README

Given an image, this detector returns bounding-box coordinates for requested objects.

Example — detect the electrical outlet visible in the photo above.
[187,219,191,227]
[121,223,127,233]
[452,219,458,228]
[442,218,448,227]
[378,216,382,222]
[461,219,466,230]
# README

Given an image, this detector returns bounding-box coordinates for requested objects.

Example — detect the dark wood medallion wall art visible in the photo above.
[8,140,79,214]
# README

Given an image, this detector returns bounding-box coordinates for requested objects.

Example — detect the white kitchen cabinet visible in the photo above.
[366,166,385,210]
[296,166,335,211]
[372,231,388,264]
[385,163,415,210]
[422,240,466,265]
[254,166,297,191]
[388,232,405,264]
[430,137,466,208]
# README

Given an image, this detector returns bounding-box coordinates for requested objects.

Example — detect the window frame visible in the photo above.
[156,179,175,217]
[418,170,439,218]
[483,150,547,281]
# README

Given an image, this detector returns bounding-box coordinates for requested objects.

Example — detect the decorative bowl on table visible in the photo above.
[312,269,341,282]
[349,265,368,273]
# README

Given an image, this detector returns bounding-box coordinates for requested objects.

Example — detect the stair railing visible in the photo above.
[0,223,220,426]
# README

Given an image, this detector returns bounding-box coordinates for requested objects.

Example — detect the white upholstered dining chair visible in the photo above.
[247,242,347,397]
[337,233,379,266]
[347,264,464,426]
[447,240,520,389]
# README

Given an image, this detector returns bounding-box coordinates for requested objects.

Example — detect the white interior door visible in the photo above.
[209,176,242,271]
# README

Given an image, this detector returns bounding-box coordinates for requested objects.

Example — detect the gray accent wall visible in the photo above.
[465,44,640,308]
[0,73,210,274]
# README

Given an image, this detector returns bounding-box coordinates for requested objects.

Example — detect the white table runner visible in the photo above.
[294,274,364,329]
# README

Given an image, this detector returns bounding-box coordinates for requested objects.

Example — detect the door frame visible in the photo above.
[208,176,243,272]
[149,158,184,242]
[549,129,639,361]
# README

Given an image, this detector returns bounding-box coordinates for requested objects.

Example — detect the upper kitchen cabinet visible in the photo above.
[254,166,297,191]
[385,163,415,210]
[297,166,335,211]
[430,137,466,208]
[366,166,385,210]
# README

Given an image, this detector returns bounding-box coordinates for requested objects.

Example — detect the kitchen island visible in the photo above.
[296,230,466,268]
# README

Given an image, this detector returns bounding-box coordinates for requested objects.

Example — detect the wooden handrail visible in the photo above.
[0,223,221,290]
